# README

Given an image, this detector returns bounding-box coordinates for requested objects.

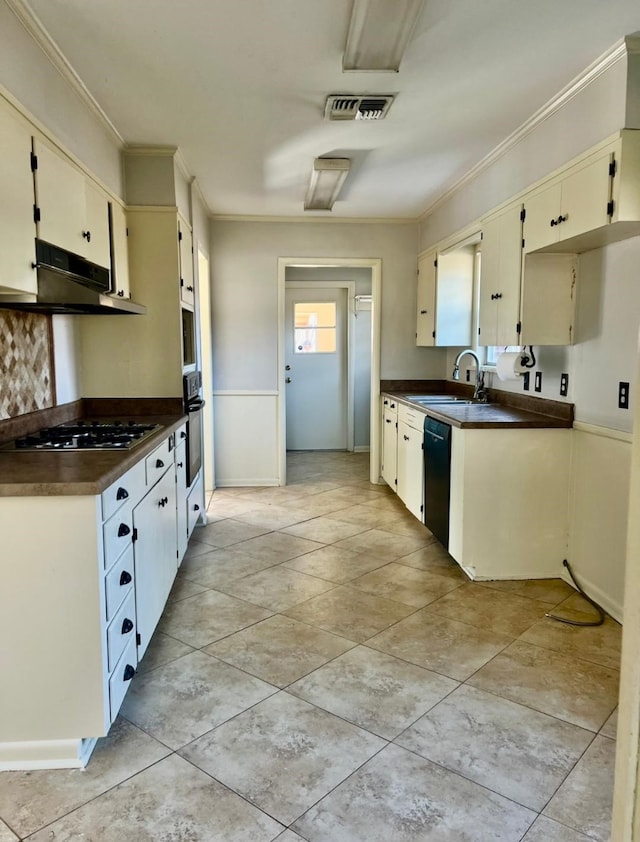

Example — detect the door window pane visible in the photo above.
[294,302,336,353]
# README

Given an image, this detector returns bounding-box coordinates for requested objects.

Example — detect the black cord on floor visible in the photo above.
[546,558,606,627]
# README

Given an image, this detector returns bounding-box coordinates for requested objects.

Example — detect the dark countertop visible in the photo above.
[0,399,187,497]
[383,389,573,430]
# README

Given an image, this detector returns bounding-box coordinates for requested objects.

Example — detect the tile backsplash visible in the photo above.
[0,310,54,420]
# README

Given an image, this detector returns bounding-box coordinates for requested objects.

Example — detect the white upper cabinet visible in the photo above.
[34,138,110,269]
[416,250,437,346]
[523,130,640,254]
[0,103,37,295]
[523,147,613,253]
[478,203,523,347]
[178,215,194,308]
[110,203,130,299]
[416,246,474,347]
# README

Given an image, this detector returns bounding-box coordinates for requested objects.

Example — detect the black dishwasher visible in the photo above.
[423,416,452,549]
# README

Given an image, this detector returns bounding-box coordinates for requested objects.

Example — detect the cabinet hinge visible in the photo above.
[480,231,484,240]
[178,230,183,242]
[33,205,40,223]
[132,527,138,543]
[420,504,424,512]
[478,326,481,336]
[136,633,141,646]
[516,321,522,334]
[126,227,129,237]
[520,208,526,222]
[30,152,38,171]
[434,259,438,268]
[522,238,525,249]
[432,330,436,339]
[607,199,614,217]
[609,159,617,178]
[180,278,184,287]
[394,478,397,485]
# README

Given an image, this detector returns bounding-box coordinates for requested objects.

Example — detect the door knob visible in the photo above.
[285,377,292,383]
[285,365,291,371]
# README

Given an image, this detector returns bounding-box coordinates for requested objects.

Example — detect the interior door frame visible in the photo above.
[277,257,382,486]
[285,281,355,452]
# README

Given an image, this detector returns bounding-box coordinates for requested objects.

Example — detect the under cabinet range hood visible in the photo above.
[0,240,146,315]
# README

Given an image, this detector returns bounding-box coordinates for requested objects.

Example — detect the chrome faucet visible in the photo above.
[452,349,488,402]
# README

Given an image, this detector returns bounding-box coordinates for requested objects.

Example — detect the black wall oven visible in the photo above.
[183,372,205,487]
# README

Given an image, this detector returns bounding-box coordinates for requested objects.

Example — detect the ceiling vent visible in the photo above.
[324,94,394,121]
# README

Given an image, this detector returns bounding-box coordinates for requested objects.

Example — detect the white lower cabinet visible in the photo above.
[187,471,204,539]
[175,437,188,563]
[0,425,186,771]
[396,405,424,521]
[448,426,571,579]
[133,466,178,659]
[381,404,398,490]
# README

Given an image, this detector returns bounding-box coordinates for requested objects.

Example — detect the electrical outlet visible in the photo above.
[619,381,630,409]
[535,371,542,392]
[560,373,569,397]
[522,372,530,391]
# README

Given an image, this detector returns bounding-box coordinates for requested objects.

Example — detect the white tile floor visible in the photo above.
[0,452,621,841]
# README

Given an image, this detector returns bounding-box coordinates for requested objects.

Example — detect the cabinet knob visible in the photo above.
[158,496,169,508]
[123,664,135,681]
[116,290,124,297]
[117,523,131,538]
[177,461,184,468]
[180,431,186,439]
[194,504,200,512]
[156,459,165,468]
[187,285,194,292]
[82,230,91,242]
[116,487,129,501]
[404,434,410,441]
[119,570,132,586]
[390,403,396,408]
[385,418,391,424]
[558,214,567,223]
[121,618,134,635]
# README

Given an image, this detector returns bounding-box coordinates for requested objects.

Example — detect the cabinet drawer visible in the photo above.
[102,459,145,521]
[105,544,135,622]
[107,589,136,672]
[109,635,137,723]
[398,403,425,431]
[187,472,204,538]
[381,395,398,416]
[103,502,134,570]
[145,437,172,487]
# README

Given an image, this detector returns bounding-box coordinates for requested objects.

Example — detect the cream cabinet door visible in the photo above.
[381,406,398,491]
[84,180,111,268]
[479,204,523,347]
[396,419,424,521]
[178,217,194,307]
[34,138,86,256]
[522,182,561,253]
[560,149,612,241]
[110,203,130,299]
[416,250,436,346]
[0,104,37,294]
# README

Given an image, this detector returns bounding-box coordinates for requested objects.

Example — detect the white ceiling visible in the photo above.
[20,0,640,219]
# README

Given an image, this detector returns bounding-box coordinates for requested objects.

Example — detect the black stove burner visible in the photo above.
[5,420,161,452]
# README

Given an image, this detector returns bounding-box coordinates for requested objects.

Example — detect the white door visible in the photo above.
[285,285,348,450]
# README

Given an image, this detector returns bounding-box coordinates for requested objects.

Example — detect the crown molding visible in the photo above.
[190,178,214,218]
[123,145,178,157]
[418,37,629,223]
[5,0,124,147]
[211,213,416,224]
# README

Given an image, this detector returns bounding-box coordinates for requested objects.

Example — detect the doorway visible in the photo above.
[285,283,352,451]
[277,257,382,485]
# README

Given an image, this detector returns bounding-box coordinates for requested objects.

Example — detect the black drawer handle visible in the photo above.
[177,461,184,468]
[82,230,91,242]
[123,664,135,681]
[180,431,186,439]
[119,570,132,586]
[194,504,200,512]
[121,618,134,635]
[158,496,169,508]
[187,285,194,292]
[385,419,392,424]
[116,487,129,501]
[117,523,131,538]
[390,403,396,408]
[155,459,165,468]
[117,289,124,297]
[404,435,410,441]
[420,309,427,314]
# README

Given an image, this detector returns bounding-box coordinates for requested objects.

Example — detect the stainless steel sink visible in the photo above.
[404,395,491,407]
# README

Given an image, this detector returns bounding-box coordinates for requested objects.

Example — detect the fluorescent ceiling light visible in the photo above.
[343,0,425,72]
[304,158,351,211]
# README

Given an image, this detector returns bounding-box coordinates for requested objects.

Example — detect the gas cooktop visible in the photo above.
[0,420,161,452]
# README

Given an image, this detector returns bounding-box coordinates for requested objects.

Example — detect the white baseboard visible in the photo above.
[354,446,371,453]
[216,478,280,487]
